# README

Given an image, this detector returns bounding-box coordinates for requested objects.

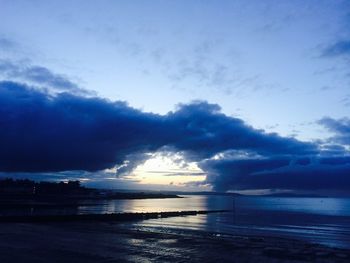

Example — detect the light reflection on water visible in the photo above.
[2,195,350,248]
[120,196,350,249]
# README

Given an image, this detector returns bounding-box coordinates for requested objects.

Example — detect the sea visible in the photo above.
[2,195,350,249]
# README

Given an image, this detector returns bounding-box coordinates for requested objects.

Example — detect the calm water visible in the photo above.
[2,195,350,249]
[127,196,350,249]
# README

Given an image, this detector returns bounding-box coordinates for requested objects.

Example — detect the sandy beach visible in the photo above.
[0,221,349,263]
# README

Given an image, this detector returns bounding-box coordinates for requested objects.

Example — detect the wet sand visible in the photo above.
[0,221,349,262]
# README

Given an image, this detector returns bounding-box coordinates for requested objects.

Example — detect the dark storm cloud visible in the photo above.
[322,40,350,57]
[0,81,166,172]
[320,144,347,155]
[165,103,316,158]
[200,115,350,191]
[1,81,349,192]
[201,156,350,191]
[0,81,316,173]
[0,60,91,95]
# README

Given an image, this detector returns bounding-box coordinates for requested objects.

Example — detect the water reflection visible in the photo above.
[81,195,211,214]
[2,196,350,248]
[127,196,350,249]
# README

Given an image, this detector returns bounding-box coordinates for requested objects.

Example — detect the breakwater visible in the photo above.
[0,209,230,223]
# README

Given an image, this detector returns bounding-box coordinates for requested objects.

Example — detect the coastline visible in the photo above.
[0,220,349,262]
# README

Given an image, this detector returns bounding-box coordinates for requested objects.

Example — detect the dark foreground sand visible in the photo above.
[0,222,349,263]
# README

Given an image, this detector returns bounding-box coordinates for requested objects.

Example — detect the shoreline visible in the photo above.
[0,220,349,262]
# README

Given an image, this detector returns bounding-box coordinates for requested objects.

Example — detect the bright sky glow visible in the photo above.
[132,154,206,186]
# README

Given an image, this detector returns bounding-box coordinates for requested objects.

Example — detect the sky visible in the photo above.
[0,0,350,194]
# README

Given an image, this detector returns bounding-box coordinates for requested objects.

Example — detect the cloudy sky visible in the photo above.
[0,0,350,194]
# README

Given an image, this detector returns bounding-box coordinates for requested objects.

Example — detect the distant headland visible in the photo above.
[0,178,181,202]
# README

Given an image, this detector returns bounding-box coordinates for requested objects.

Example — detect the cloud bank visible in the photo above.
[0,80,349,192]
[201,155,350,192]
